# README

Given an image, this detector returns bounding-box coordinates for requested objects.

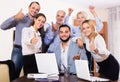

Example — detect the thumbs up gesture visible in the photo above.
[31,32,38,44]
[90,38,98,54]
[14,9,24,19]
[90,38,95,51]
[51,22,59,32]
[73,54,80,61]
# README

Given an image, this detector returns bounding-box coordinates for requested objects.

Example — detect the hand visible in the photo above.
[89,5,97,17]
[14,9,24,19]
[73,54,80,61]
[68,8,73,16]
[90,38,95,51]
[94,72,100,77]
[51,22,59,32]
[76,38,84,48]
[89,5,95,13]
[31,32,38,44]
[90,39,99,54]
[74,19,80,26]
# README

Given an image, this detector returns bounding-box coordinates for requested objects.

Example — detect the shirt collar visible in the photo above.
[60,40,70,52]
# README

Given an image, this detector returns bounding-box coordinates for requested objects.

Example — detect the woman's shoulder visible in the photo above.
[96,33,104,38]
[95,33,105,42]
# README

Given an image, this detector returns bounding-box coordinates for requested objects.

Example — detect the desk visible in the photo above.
[12,75,119,82]
[12,75,87,82]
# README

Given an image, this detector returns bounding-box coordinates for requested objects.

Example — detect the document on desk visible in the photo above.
[35,74,59,82]
[27,73,48,79]
[27,73,59,81]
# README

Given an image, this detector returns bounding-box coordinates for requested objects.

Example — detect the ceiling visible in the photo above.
[61,0,120,9]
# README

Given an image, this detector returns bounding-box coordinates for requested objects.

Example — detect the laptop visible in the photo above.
[75,60,109,82]
[35,53,59,76]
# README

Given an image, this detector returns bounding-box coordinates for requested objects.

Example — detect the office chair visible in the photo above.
[0,64,9,82]
[0,60,17,82]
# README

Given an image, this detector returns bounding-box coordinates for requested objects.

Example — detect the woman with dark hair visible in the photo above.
[21,13,46,75]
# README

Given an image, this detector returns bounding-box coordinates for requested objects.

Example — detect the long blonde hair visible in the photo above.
[81,20,98,40]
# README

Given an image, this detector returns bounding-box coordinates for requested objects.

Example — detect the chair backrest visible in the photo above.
[0,64,9,82]
[0,60,17,81]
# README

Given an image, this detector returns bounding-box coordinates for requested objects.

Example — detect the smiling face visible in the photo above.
[77,11,87,26]
[34,16,46,30]
[82,22,92,37]
[81,20,96,38]
[59,25,71,42]
[33,13,46,31]
[56,10,66,25]
[28,2,40,18]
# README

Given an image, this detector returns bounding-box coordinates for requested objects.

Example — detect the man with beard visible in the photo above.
[44,8,73,53]
[53,24,87,75]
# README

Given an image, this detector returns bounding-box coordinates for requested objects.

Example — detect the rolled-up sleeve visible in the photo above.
[95,17,103,32]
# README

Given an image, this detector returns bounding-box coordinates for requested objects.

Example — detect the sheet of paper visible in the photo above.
[27,73,47,78]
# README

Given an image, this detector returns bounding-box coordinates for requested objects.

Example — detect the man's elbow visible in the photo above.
[0,26,5,30]
[0,24,7,30]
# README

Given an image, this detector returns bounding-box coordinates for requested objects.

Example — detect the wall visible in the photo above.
[96,9,108,21]
[0,0,108,60]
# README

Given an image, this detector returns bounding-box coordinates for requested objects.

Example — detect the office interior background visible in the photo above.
[0,0,120,65]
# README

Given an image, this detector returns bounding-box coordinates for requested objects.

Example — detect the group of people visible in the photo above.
[0,1,119,82]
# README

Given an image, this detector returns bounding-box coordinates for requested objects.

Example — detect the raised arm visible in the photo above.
[0,9,24,30]
[89,5,103,32]
[64,8,73,24]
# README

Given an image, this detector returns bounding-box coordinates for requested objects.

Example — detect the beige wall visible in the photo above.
[96,9,108,21]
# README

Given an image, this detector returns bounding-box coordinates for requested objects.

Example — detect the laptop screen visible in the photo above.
[35,53,59,75]
[75,60,91,81]
[75,60,109,81]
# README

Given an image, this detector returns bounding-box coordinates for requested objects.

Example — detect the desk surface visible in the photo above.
[12,75,119,82]
[12,75,87,82]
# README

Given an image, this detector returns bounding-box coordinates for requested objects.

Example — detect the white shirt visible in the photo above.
[60,40,70,71]
[22,26,42,55]
[85,34,110,62]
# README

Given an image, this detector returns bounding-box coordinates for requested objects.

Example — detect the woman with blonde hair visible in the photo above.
[81,20,119,82]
